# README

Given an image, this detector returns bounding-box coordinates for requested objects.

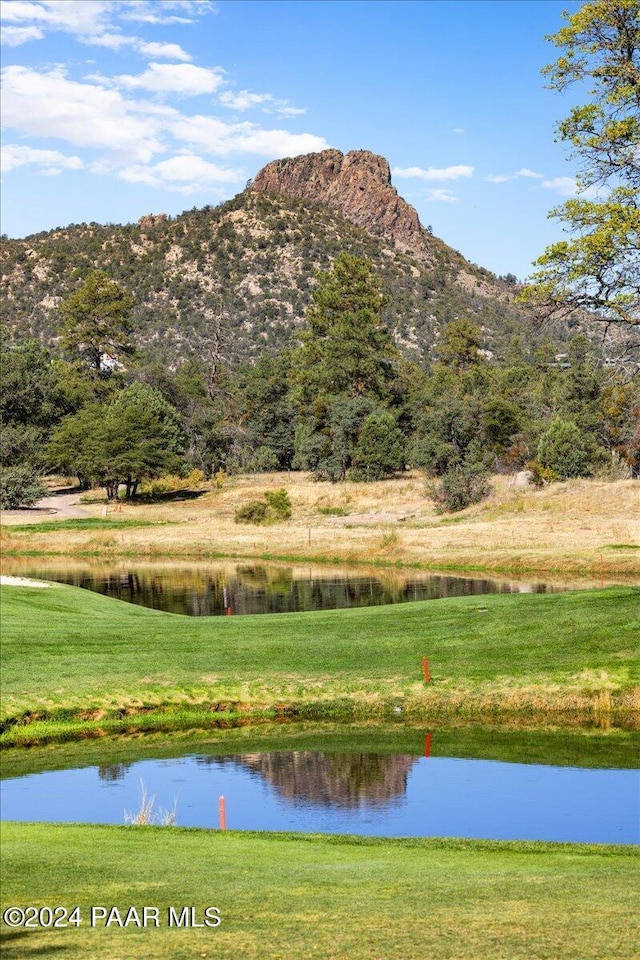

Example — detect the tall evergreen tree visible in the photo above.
[291,254,402,480]
[59,270,136,370]
[293,253,399,403]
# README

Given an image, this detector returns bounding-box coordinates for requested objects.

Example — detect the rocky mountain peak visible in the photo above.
[250,149,429,261]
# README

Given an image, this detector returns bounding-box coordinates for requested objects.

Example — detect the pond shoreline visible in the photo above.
[0,561,609,618]
[3,720,638,779]
[4,543,640,578]
[2,583,638,746]
[2,697,639,749]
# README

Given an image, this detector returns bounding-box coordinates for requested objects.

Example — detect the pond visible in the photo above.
[2,735,638,844]
[2,559,581,616]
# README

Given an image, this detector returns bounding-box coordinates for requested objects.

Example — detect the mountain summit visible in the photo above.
[251,149,428,261]
[1,148,563,367]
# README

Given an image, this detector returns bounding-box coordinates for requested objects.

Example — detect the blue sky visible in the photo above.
[1,0,583,279]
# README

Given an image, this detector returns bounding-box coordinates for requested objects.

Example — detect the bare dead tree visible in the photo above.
[205,303,232,401]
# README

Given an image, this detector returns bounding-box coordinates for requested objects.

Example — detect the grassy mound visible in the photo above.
[1,583,638,737]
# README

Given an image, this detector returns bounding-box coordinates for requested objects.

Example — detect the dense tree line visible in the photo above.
[1,255,638,511]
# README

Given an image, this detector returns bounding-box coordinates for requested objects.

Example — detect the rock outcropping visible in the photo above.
[137,213,168,230]
[251,149,430,260]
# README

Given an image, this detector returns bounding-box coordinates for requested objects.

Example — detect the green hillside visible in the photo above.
[1,189,544,367]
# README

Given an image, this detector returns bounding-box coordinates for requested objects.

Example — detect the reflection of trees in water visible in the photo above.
[98,761,132,782]
[20,563,555,615]
[198,752,418,808]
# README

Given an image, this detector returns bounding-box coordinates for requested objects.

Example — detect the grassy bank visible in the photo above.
[1,583,638,738]
[2,473,639,577]
[1,823,638,959]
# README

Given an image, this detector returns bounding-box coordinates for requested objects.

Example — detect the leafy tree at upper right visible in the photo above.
[522,0,639,330]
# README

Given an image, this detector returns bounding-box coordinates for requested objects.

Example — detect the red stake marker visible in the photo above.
[424,732,432,758]
[218,796,227,831]
[422,657,430,683]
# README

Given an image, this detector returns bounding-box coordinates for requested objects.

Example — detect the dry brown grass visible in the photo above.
[2,472,639,578]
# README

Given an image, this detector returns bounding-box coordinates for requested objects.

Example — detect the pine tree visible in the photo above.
[60,270,136,370]
[291,254,402,480]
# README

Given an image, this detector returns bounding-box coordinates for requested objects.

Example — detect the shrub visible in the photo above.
[350,412,405,481]
[235,488,292,524]
[526,460,560,487]
[251,446,279,472]
[0,466,47,509]
[592,451,632,481]
[537,418,591,479]
[264,488,292,519]
[428,463,491,513]
[235,500,269,524]
[139,469,205,497]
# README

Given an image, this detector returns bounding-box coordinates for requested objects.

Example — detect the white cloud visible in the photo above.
[392,164,473,181]
[0,0,213,33]
[540,176,602,199]
[1,61,329,199]
[0,1,141,51]
[2,64,326,166]
[220,90,270,110]
[119,153,243,193]
[0,1,43,21]
[486,167,545,184]
[0,1,115,37]
[137,41,191,61]
[170,113,328,158]
[426,188,459,203]
[1,24,44,45]
[453,127,465,134]
[86,32,136,50]
[219,89,305,116]
[119,1,215,25]
[516,168,543,179]
[277,105,306,117]
[118,11,191,25]
[1,143,84,173]
[1,65,164,162]
[115,62,224,96]
[231,128,324,156]
[541,176,579,196]
[0,1,213,49]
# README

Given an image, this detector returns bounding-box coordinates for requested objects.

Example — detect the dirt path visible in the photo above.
[1,490,92,525]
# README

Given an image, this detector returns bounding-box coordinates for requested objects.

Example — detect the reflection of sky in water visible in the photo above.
[2,753,639,845]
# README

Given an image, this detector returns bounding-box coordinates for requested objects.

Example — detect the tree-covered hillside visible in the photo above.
[1,167,637,511]
[2,189,551,368]
[2,254,638,513]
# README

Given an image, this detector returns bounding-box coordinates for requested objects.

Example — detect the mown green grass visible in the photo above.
[8,518,165,533]
[1,823,638,960]
[1,583,638,729]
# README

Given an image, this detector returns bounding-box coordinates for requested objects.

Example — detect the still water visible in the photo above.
[7,561,571,616]
[2,750,638,844]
